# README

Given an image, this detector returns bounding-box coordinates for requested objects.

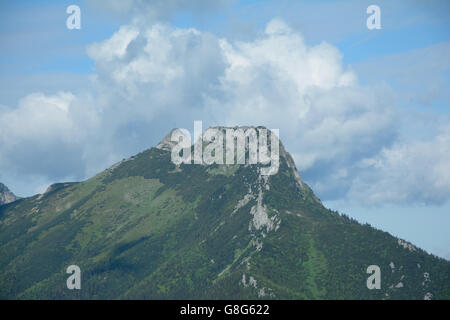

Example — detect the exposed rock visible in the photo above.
[249,188,274,232]
[389,261,395,272]
[242,273,274,298]
[249,276,257,288]
[398,239,417,252]
[0,183,19,206]
[241,274,257,288]
[156,128,189,151]
[232,187,254,215]
[422,272,431,287]
[258,287,275,298]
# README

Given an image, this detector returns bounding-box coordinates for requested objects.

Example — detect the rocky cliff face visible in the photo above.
[0,183,19,206]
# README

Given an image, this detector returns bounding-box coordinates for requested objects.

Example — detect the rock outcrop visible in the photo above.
[0,183,19,206]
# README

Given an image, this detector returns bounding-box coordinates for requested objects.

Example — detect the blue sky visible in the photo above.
[0,0,449,259]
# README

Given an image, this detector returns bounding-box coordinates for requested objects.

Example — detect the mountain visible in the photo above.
[0,127,449,299]
[0,183,19,206]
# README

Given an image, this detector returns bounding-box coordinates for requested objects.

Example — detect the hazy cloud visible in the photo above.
[348,125,450,205]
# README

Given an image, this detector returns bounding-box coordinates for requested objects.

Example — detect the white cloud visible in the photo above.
[0,92,100,184]
[87,26,140,62]
[1,18,449,207]
[0,92,76,145]
[203,20,397,197]
[349,125,450,205]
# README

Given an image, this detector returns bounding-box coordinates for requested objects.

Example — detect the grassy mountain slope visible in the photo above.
[0,129,449,299]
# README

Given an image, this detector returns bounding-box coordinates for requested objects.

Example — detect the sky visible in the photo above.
[0,0,449,259]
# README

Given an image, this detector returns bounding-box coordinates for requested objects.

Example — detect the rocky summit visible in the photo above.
[0,183,19,206]
[0,127,449,299]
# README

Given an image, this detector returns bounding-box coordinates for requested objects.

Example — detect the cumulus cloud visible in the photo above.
[202,19,398,199]
[0,91,101,185]
[0,18,449,207]
[348,125,450,205]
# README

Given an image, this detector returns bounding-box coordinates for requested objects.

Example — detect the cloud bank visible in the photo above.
[0,18,449,206]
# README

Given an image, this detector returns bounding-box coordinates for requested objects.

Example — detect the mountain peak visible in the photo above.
[0,128,449,299]
[156,128,188,151]
[155,125,306,191]
[0,182,19,206]
[157,126,272,148]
